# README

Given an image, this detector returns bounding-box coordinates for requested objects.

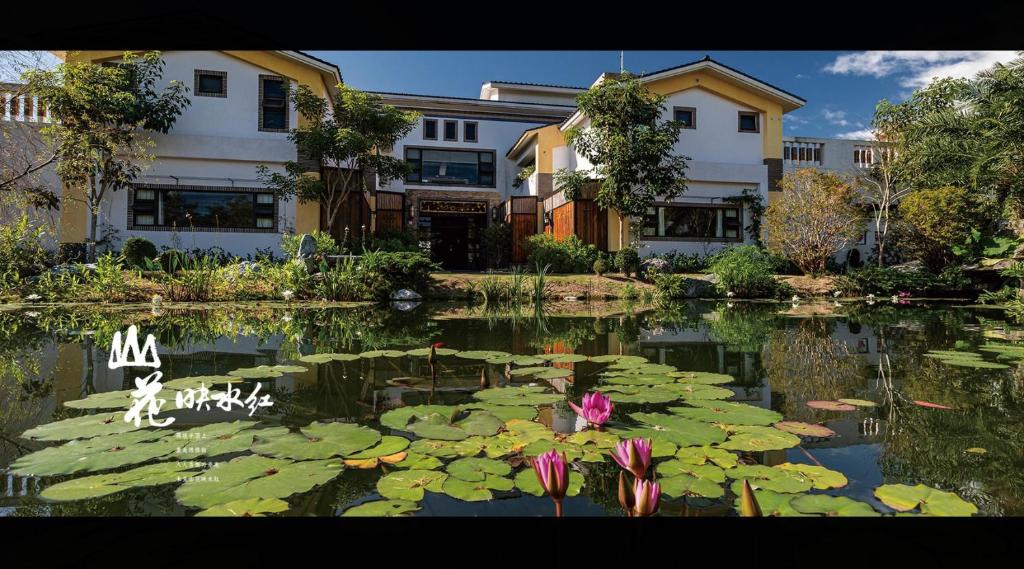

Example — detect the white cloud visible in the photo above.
[784,113,807,124]
[836,129,875,141]
[822,109,848,127]
[795,73,809,79]
[823,51,1019,88]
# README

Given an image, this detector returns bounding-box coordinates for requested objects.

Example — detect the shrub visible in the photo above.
[653,273,688,300]
[479,274,509,303]
[358,251,440,300]
[615,247,640,278]
[121,237,158,268]
[707,245,779,298]
[0,214,50,281]
[641,257,670,281]
[898,186,979,271]
[837,265,974,297]
[370,229,421,253]
[155,249,186,273]
[658,251,710,274]
[85,253,135,302]
[481,222,512,269]
[313,258,367,301]
[593,257,609,276]
[524,234,599,273]
[149,254,223,302]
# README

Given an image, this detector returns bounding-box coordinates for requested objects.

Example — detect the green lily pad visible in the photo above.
[251,422,381,460]
[162,375,241,390]
[731,489,813,517]
[668,401,782,426]
[566,430,620,449]
[170,421,264,458]
[376,469,447,501]
[522,440,604,462]
[298,353,361,364]
[344,436,411,459]
[533,368,573,380]
[359,350,406,358]
[806,400,857,412]
[228,364,307,379]
[775,463,848,489]
[726,464,813,494]
[513,468,584,497]
[406,413,470,441]
[508,366,550,377]
[773,421,836,438]
[511,356,547,366]
[22,412,145,441]
[675,445,738,469]
[718,426,801,452]
[456,350,511,361]
[392,452,443,470]
[175,455,342,509]
[590,354,642,363]
[656,460,726,483]
[837,398,877,408]
[667,371,735,385]
[442,475,513,501]
[409,438,485,458]
[446,457,512,482]
[63,389,140,410]
[458,403,537,422]
[602,375,677,386]
[873,484,978,516]
[379,405,459,431]
[620,413,728,447]
[10,430,179,476]
[40,461,197,501]
[789,494,880,517]
[342,499,420,517]
[546,354,589,364]
[662,383,734,400]
[195,497,291,517]
[659,474,724,499]
[406,347,458,357]
[602,385,681,404]
[472,386,563,406]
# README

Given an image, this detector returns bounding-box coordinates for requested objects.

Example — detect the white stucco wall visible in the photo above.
[664,88,764,165]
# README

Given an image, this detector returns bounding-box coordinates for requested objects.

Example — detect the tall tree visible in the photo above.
[258,84,419,235]
[764,169,865,275]
[857,112,913,267]
[555,73,689,249]
[25,51,190,259]
[1,51,59,210]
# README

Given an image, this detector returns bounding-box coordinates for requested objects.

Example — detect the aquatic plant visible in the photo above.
[611,438,652,479]
[630,478,661,517]
[568,391,614,429]
[530,448,570,516]
[532,262,551,304]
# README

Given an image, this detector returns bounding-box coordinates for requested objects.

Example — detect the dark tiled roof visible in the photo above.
[292,51,342,78]
[639,55,806,103]
[369,91,577,108]
[487,80,587,91]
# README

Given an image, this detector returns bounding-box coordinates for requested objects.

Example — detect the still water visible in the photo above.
[0,300,1021,516]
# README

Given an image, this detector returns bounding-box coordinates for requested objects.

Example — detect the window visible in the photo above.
[405,148,496,187]
[673,107,696,129]
[640,205,742,241]
[131,187,276,231]
[738,111,759,133]
[443,120,458,141]
[423,119,437,140]
[194,70,227,98]
[259,75,289,132]
[464,121,478,142]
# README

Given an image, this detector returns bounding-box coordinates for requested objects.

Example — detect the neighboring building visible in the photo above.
[50,51,341,258]
[783,135,883,266]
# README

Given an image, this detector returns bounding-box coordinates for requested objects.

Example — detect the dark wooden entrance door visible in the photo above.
[427,214,485,270]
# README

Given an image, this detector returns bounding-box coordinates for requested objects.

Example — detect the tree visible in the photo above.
[764,168,865,274]
[857,115,912,267]
[897,186,978,271]
[258,84,419,235]
[554,73,688,249]
[1,51,59,210]
[25,51,190,260]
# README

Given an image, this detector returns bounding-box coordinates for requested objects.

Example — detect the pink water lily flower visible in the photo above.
[531,449,570,502]
[632,479,661,517]
[611,438,653,480]
[568,391,614,428]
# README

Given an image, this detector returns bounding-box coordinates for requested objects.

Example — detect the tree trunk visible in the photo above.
[618,213,625,251]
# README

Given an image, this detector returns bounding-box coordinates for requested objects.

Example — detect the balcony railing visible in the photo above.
[2,90,50,123]
[783,141,823,166]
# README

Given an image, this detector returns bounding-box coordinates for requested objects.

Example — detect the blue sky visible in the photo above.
[309,50,1019,140]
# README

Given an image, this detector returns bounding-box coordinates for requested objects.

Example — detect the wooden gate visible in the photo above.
[375,191,405,235]
[507,196,538,264]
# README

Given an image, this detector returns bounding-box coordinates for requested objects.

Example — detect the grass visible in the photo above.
[430,271,659,301]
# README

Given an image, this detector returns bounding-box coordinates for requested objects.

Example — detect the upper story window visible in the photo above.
[641,204,742,241]
[194,70,227,98]
[784,141,823,165]
[673,107,696,129]
[259,75,289,133]
[443,120,458,141]
[854,146,874,167]
[405,147,496,187]
[423,118,438,140]
[464,121,478,142]
[738,111,759,133]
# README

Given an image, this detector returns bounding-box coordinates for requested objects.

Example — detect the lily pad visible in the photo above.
[298,353,360,364]
[170,421,264,458]
[837,398,877,408]
[668,401,782,426]
[195,497,291,517]
[667,371,735,385]
[619,413,728,447]
[162,375,241,390]
[726,464,813,494]
[228,364,307,379]
[717,426,801,452]
[344,436,411,459]
[731,489,813,517]
[406,347,458,357]
[508,366,550,377]
[442,475,513,501]
[511,356,547,366]
[392,452,443,470]
[775,463,847,489]
[376,469,447,501]
[913,400,953,410]
[533,368,574,380]
[408,438,485,458]
[806,400,857,412]
[10,430,179,476]
[873,484,978,516]
[40,461,197,501]
[459,403,537,422]
[446,457,512,482]
[22,412,145,441]
[675,445,738,469]
[602,385,681,404]
[522,440,604,462]
[773,421,836,438]
[789,494,880,517]
[656,460,726,483]
[472,386,563,406]
[456,350,511,361]
[661,383,734,400]
[251,422,381,460]
[175,455,343,509]
[659,474,724,499]
[546,354,589,364]
[602,375,677,386]
[379,405,459,431]
[513,468,584,497]
[566,430,620,449]
[342,499,420,517]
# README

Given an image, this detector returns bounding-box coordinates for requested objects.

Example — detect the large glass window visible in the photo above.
[405,148,495,187]
[641,205,742,240]
[131,187,276,230]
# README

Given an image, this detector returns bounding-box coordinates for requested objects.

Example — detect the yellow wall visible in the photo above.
[58,182,88,244]
[534,124,565,174]
[645,70,785,160]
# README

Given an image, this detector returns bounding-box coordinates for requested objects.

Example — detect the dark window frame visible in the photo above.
[640,203,744,242]
[738,111,760,133]
[128,184,278,233]
[403,146,497,189]
[423,118,438,140]
[443,120,458,142]
[673,106,697,129]
[194,69,227,98]
[463,121,478,142]
[258,74,290,133]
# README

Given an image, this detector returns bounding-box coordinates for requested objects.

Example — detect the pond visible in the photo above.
[0,299,1020,517]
